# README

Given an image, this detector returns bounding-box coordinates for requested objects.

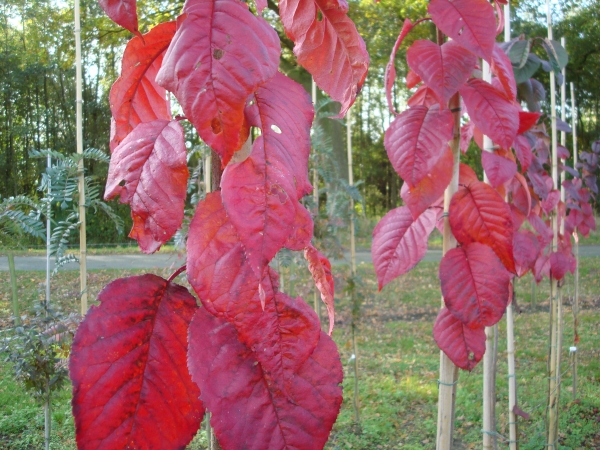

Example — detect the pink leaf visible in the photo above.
[549,251,570,280]
[407,85,440,108]
[449,181,516,273]
[459,163,479,186]
[384,19,414,115]
[98,0,141,36]
[513,134,533,172]
[279,0,369,117]
[460,78,519,150]
[105,119,188,253]
[439,243,511,327]
[156,0,280,165]
[401,145,453,220]
[482,150,517,188]
[541,190,560,215]
[406,69,422,89]
[70,275,203,449]
[533,254,551,283]
[384,105,454,188]
[304,244,335,335]
[460,121,475,154]
[433,307,486,371]
[490,44,517,100]
[188,307,343,450]
[372,206,436,290]
[407,39,477,106]
[109,22,175,151]
[513,230,540,277]
[428,0,496,61]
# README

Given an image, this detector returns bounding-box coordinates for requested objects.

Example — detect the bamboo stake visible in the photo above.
[481,59,498,450]
[74,0,87,315]
[546,1,562,446]
[560,37,567,234]
[347,107,360,423]
[205,153,212,194]
[46,154,51,313]
[44,385,51,450]
[570,81,579,400]
[8,253,19,325]
[312,78,322,325]
[504,7,519,448]
[436,92,461,450]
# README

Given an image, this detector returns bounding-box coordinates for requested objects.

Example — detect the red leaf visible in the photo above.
[460,121,474,153]
[482,150,517,188]
[279,0,369,117]
[433,307,486,371]
[459,163,479,186]
[98,0,140,37]
[407,85,439,108]
[450,181,515,272]
[406,69,422,89]
[513,134,533,172]
[518,112,541,134]
[186,193,320,380]
[70,275,203,449]
[372,206,436,290]
[549,251,570,280]
[105,119,188,253]
[406,40,477,106]
[156,0,280,165]
[513,230,540,277]
[244,73,314,199]
[188,307,343,450]
[385,19,414,115]
[528,212,553,248]
[222,75,315,278]
[401,145,453,220]
[428,0,496,61]
[109,22,175,151]
[304,244,335,335]
[533,254,551,283]
[460,78,519,150]
[439,243,511,327]
[510,172,532,218]
[490,44,517,100]
[285,202,315,251]
[384,105,454,188]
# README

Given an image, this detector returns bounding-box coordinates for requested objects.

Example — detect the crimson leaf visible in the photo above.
[156,0,280,165]
[109,22,175,151]
[460,78,519,150]
[304,244,335,335]
[490,44,517,100]
[188,306,343,450]
[279,0,369,117]
[385,19,414,115]
[433,307,486,371]
[439,243,511,328]
[384,105,454,188]
[70,275,203,449]
[406,39,476,106]
[98,0,141,37]
[428,0,496,61]
[372,206,436,290]
[513,230,540,277]
[481,150,517,188]
[449,181,515,272]
[105,119,188,253]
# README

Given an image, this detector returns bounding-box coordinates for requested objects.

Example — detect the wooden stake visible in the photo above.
[74,0,87,315]
[312,78,322,325]
[570,81,579,400]
[546,1,562,446]
[436,92,461,450]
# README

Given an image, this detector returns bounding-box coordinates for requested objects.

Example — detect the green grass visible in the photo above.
[0,243,180,257]
[1,256,599,449]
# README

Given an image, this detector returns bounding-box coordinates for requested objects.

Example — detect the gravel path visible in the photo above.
[2,246,599,271]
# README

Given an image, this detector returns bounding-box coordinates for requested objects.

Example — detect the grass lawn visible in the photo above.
[0,256,599,449]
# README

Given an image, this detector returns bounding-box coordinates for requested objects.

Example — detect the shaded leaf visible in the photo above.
[109,22,175,150]
[384,105,454,188]
[449,181,515,272]
[513,134,532,172]
[407,85,439,108]
[70,275,203,449]
[156,0,280,164]
[384,19,414,115]
[482,150,517,188]
[188,306,343,450]
[105,119,188,253]
[513,230,540,277]
[433,307,486,371]
[491,44,517,100]
[98,0,140,36]
[439,243,511,327]
[372,206,436,290]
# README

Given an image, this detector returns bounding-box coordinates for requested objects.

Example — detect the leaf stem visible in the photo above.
[167,265,187,283]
